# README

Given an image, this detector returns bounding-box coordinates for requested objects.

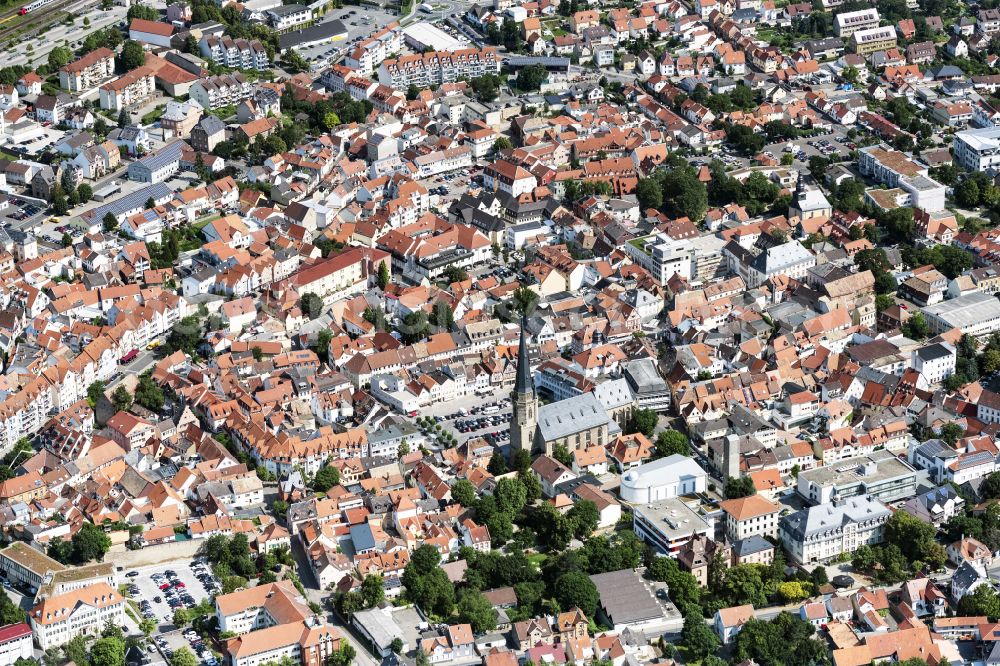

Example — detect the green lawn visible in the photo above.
[527,553,548,569]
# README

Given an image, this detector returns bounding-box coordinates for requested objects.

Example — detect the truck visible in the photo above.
[120,349,139,364]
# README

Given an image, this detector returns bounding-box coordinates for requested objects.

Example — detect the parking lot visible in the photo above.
[128,559,220,628]
[422,395,514,445]
[296,7,402,66]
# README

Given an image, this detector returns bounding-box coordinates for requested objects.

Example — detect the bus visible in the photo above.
[120,349,139,364]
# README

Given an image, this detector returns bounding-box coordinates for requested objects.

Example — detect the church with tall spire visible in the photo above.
[510,316,538,456]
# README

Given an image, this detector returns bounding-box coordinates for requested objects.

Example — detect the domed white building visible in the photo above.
[620,454,708,504]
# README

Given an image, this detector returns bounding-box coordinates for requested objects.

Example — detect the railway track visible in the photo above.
[0,0,77,44]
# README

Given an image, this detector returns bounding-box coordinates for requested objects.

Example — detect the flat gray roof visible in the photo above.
[798,450,916,488]
[590,569,667,626]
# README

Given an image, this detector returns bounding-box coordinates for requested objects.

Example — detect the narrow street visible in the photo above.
[289,540,382,666]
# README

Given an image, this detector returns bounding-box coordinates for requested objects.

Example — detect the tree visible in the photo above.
[48,46,73,70]
[399,310,431,344]
[77,183,92,203]
[390,638,404,655]
[312,465,341,493]
[902,311,929,340]
[86,381,107,408]
[377,261,390,290]
[470,74,500,103]
[0,589,25,626]
[120,40,145,71]
[112,385,133,413]
[636,177,663,211]
[53,192,69,216]
[627,408,658,438]
[170,648,200,666]
[566,500,599,539]
[661,168,708,222]
[281,48,309,73]
[885,509,946,571]
[959,583,1000,621]
[361,573,385,608]
[552,443,573,466]
[72,522,112,563]
[103,212,118,233]
[493,137,512,152]
[322,112,341,130]
[777,581,811,602]
[91,637,125,666]
[327,643,356,666]
[725,476,756,499]
[135,375,165,411]
[488,451,508,475]
[681,612,719,661]
[655,431,688,458]
[300,292,324,320]
[61,232,73,248]
[457,590,498,633]
[516,63,547,91]
[451,479,477,507]
[554,571,599,617]
[732,613,830,666]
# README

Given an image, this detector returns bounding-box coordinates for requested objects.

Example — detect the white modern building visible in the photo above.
[619,454,708,503]
[623,233,694,284]
[833,8,880,37]
[954,126,1000,172]
[795,450,918,505]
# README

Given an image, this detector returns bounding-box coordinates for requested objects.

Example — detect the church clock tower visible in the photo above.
[510,316,538,457]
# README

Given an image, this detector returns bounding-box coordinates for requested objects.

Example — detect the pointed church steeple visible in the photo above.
[514,315,533,395]
[510,314,538,456]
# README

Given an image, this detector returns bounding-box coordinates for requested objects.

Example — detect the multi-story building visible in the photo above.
[216,581,310,634]
[632,497,713,557]
[719,494,781,542]
[377,48,500,89]
[923,291,1000,338]
[225,620,342,666]
[978,8,1000,35]
[0,542,64,592]
[265,4,311,31]
[99,67,155,111]
[0,624,32,665]
[344,25,404,74]
[59,48,115,92]
[954,126,1000,172]
[199,35,270,71]
[623,233,694,283]
[851,26,897,54]
[483,160,537,197]
[29,583,126,649]
[127,140,187,184]
[796,451,918,505]
[857,145,947,211]
[189,73,254,111]
[779,497,892,564]
[833,8,880,37]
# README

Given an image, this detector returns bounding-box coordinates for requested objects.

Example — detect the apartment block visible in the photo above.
[200,35,270,71]
[59,47,115,92]
[377,48,500,89]
[833,8,880,37]
[851,26,897,54]
[189,73,254,111]
[99,68,156,111]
